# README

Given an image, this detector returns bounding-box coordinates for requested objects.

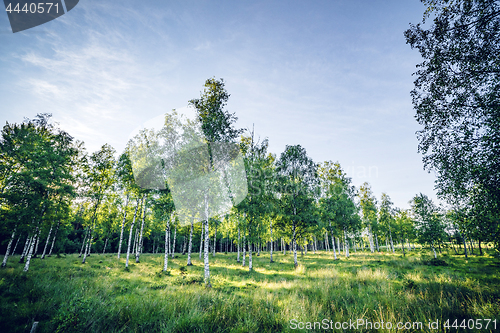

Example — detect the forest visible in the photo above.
[1,0,499,332]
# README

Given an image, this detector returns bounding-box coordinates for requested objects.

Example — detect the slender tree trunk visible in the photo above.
[344,229,349,258]
[12,235,20,255]
[33,227,41,258]
[163,220,170,272]
[478,239,483,255]
[463,234,468,258]
[136,198,147,263]
[79,227,89,257]
[269,219,274,263]
[389,228,395,253]
[330,232,337,260]
[171,224,177,259]
[1,228,16,268]
[432,242,437,259]
[117,193,129,259]
[368,226,374,253]
[242,235,246,266]
[212,223,217,257]
[293,224,298,267]
[375,234,379,252]
[248,230,253,271]
[103,236,109,254]
[19,235,30,263]
[48,222,59,257]
[237,227,241,262]
[125,198,140,268]
[41,224,53,259]
[402,238,405,257]
[187,217,194,266]
[325,232,330,252]
[199,223,204,259]
[203,194,211,287]
[82,226,94,263]
[24,227,40,272]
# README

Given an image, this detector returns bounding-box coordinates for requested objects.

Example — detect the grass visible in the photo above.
[0,249,499,332]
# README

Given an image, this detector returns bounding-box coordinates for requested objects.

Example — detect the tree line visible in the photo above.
[1,76,497,287]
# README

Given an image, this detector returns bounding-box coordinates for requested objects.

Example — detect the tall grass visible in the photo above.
[0,249,498,332]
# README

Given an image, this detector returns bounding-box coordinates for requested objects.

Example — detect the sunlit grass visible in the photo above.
[0,249,499,332]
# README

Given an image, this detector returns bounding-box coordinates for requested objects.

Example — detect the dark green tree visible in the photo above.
[405,0,500,250]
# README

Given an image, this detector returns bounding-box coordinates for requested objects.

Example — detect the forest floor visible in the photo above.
[0,248,499,332]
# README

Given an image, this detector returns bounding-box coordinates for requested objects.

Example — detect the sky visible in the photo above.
[0,0,439,209]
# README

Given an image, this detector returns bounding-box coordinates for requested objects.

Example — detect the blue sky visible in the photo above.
[0,0,438,209]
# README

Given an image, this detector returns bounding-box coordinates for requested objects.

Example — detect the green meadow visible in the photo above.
[0,249,499,333]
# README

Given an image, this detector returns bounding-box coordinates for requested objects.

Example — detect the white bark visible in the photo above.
[125,198,140,268]
[41,224,53,259]
[79,227,88,257]
[237,227,241,262]
[171,224,177,259]
[389,229,395,253]
[19,235,30,263]
[136,197,147,263]
[248,239,253,271]
[103,236,109,254]
[1,229,16,268]
[375,234,379,252]
[187,217,194,265]
[117,193,129,259]
[212,223,216,257]
[331,233,337,260]
[199,223,204,259]
[292,224,298,267]
[368,227,374,253]
[432,244,437,259]
[163,220,170,271]
[344,229,349,258]
[269,219,274,263]
[12,236,20,256]
[242,236,246,266]
[24,229,39,272]
[203,194,211,287]
[48,223,59,257]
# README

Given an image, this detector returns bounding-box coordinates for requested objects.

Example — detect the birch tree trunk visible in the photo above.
[331,233,337,260]
[187,217,194,266]
[48,222,59,257]
[292,224,298,267]
[199,224,204,259]
[269,219,274,263]
[136,198,147,263]
[103,236,109,254]
[125,198,140,268]
[12,236,20,256]
[237,227,240,262]
[432,243,437,259]
[163,220,170,272]
[389,228,395,253]
[375,234,379,252]
[171,224,177,259]
[212,223,217,257]
[242,235,246,266]
[463,234,468,258]
[368,227,375,253]
[79,227,89,257]
[344,229,349,258]
[24,228,39,272]
[19,236,30,263]
[117,193,129,259]
[248,238,253,271]
[33,227,41,258]
[203,194,211,287]
[40,224,53,259]
[1,229,16,268]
